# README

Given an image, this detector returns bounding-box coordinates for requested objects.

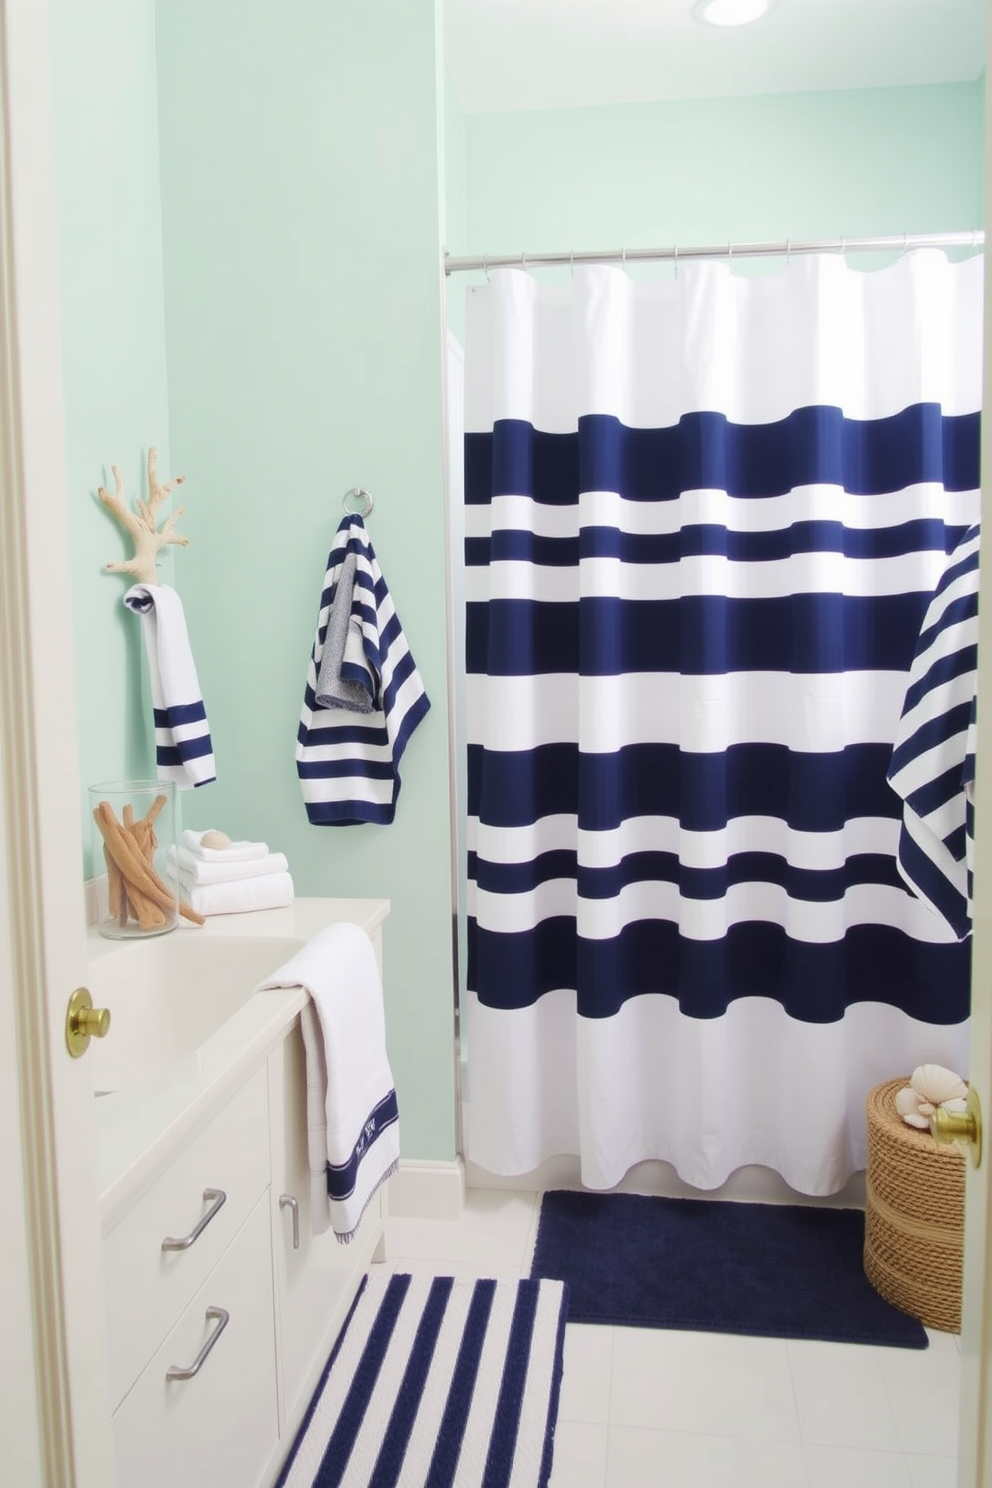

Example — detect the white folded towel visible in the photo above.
[123,584,216,790]
[254,922,399,1242]
[168,845,289,885]
[182,828,268,861]
[168,870,295,916]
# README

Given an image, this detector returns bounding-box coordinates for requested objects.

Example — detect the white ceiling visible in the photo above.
[444,0,986,115]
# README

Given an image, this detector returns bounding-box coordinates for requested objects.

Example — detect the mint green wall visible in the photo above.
[155,0,456,1160]
[48,0,175,873]
[444,74,468,342]
[445,74,468,255]
[460,82,983,265]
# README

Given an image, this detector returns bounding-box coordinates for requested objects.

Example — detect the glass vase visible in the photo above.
[89,779,179,939]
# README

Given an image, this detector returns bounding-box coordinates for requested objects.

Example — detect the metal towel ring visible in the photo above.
[343,487,374,518]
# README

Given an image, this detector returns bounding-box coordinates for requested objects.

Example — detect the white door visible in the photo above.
[954,13,992,1478]
[0,0,115,1483]
[956,46,992,1471]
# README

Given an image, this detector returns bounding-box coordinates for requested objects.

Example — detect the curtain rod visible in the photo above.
[444,231,985,276]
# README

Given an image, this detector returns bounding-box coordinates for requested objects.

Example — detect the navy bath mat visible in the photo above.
[530,1189,928,1348]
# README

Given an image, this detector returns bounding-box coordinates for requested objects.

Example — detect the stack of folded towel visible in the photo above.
[168,828,294,916]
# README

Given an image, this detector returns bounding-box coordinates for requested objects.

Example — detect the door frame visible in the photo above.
[0,0,115,1482]
[955,12,992,1474]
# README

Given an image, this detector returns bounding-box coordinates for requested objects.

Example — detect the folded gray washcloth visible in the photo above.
[314,552,373,713]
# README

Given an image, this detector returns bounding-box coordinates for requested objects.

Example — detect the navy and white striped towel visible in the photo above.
[123,583,216,789]
[296,515,430,824]
[254,922,399,1242]
[887,524,980,940]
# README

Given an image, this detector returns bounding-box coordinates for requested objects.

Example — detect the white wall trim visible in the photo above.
[1,1,115,1479]
[388,1159,465,1221]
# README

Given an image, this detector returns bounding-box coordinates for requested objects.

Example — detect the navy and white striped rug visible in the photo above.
[276,1273,569,1488]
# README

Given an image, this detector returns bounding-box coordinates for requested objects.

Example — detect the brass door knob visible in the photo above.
[65,987,111,1059]
[930,1086,982,1168]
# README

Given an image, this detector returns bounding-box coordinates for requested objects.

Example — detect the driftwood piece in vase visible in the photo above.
[93,796,205,928]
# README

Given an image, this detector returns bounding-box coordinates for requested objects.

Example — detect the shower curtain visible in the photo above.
[463,253,982,1195]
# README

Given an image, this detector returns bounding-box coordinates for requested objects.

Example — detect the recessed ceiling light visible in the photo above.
[692,0,776,26]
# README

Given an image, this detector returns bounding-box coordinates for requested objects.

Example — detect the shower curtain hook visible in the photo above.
[727,241,733,264]
[621,245,627,272]
[483,253,490,282]
[673,244,678,280]
[786,239,792,264]
[569,248,575,276]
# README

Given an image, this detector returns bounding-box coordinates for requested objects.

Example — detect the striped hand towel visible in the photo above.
[123,583,216,789]
[296,515,430,824]
[887,524,979,940]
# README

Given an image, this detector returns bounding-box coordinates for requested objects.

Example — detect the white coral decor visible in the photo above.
[895,1064,968,1130]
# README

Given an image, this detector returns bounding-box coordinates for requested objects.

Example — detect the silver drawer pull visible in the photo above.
[279,1193,300,1250]
[161,1188,227,1251]
[166,1307,229,1381]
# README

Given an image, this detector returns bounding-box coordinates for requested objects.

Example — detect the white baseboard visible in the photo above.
[387,1159,465,1221]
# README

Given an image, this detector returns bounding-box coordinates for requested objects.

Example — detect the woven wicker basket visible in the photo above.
[863,1077,965,1332]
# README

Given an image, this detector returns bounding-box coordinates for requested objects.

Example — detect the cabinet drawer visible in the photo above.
[113,1194,278,1488]
[104,1065,270,1409]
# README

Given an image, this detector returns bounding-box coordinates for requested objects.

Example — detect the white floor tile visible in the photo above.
[523,1189,544,1271]
[878,1331,961,1456]
[788,1339,901,1451]
[369,1255,528,1283]
[548,1419,609,1488]
[605,1427,808,1488]
[386,1188,962,1480]
[905,1453,959,1488]
[382,1188,537,1267]
[804,1442,911,1487]
[611,1327,800,1441]
[558,1323,614,1424]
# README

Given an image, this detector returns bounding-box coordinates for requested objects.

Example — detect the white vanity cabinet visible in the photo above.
[268,1021,385,1436]
[112,1195,279,1488]
[266,919,388,1444]
[95,900,391,1488]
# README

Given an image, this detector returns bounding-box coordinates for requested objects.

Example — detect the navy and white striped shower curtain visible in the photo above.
[463,254,982,1195]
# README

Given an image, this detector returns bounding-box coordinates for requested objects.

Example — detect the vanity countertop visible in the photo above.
[91,897,390,1230]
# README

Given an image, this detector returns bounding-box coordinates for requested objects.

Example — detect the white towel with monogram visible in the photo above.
[254,922,399,1241]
